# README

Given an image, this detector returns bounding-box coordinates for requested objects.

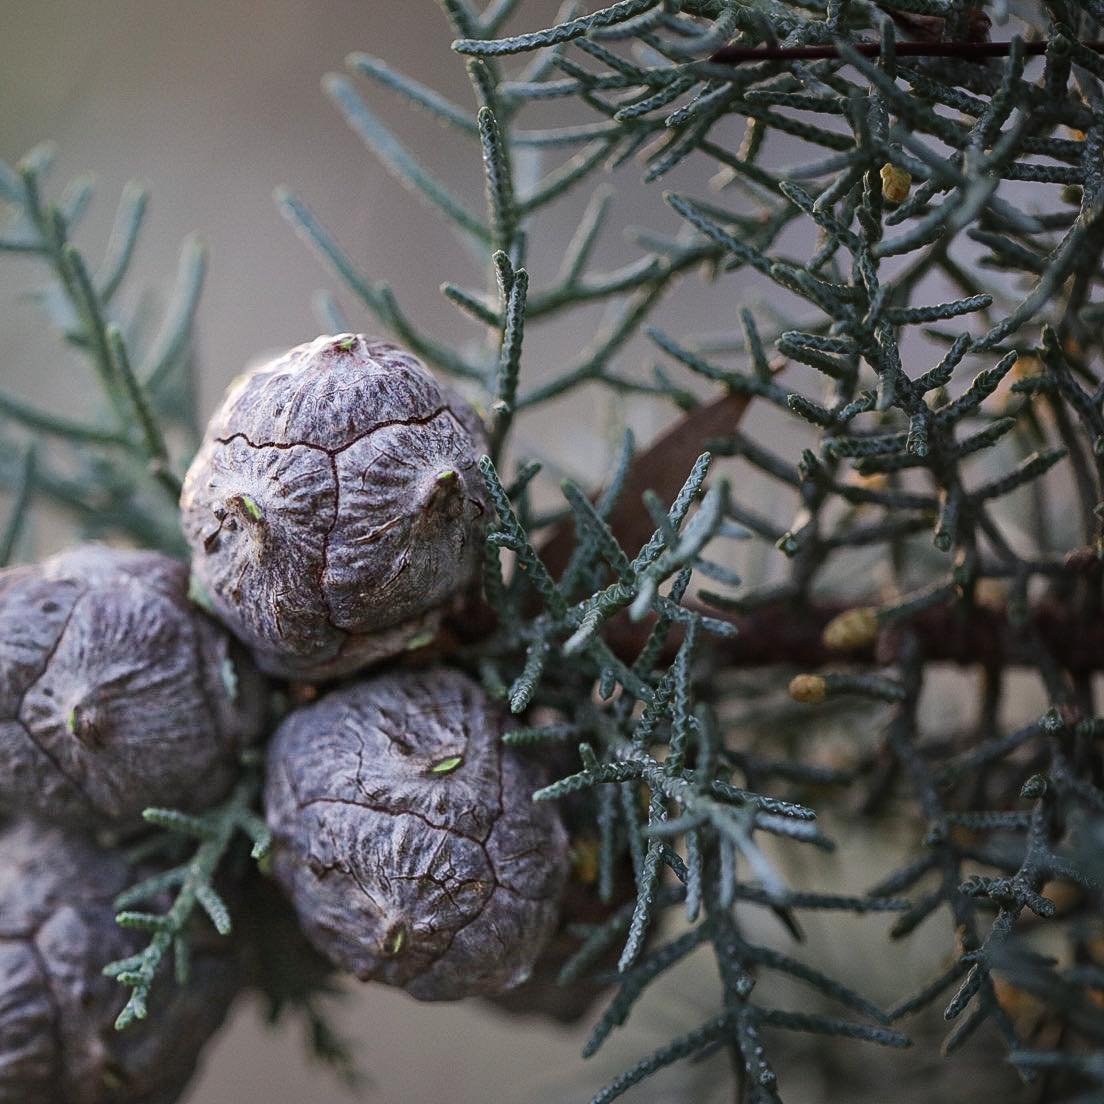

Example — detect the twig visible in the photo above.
[0,444,35,566]
[603,593,1104,676]
[708,40,1103,66]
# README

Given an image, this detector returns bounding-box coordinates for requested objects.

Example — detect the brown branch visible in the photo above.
[539,390,764,579]
[604,594,1104,676]
[448,386,1104,685]
[708,40,1104,65]
[531,393,1104,676]
[443,392,767,651]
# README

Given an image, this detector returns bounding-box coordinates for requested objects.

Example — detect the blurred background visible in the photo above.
[1,2,1044,1101]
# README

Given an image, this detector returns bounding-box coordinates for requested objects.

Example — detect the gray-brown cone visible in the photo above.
[264,667,568,1000]
[0,821,240,1104]
[180,334,489,681]
[0,544,264,828]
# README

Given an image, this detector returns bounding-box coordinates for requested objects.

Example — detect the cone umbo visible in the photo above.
[0,821,240,1103]
[264,667,569,1000]
[180,334,489,681]
[0,544,264,827]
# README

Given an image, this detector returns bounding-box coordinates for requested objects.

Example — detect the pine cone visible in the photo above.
[264,667,568,999]
[0,821,240,1103]
[0,544,264,827]
[180,334,489,681]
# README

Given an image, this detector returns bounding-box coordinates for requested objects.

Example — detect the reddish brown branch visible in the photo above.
[455,372,1104,683]
[708,40,1104,65]
[539,391,764,579]
[604,595,1104,676]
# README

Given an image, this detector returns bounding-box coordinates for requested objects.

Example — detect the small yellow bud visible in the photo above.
[1040,878,1079,914]
[571,838,601,885]
[953,925,971,959]
[848,470,888,492]
[992,976,1047,1031]
[974,578,1008,610]
[821,606,878,651]
[789,674,827,704]
[880,163,912,205]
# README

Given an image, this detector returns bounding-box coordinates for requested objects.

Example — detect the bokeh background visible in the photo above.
[2,2,1043,1101]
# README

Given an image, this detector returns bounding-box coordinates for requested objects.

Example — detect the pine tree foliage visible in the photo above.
[103,774,271,1031]
[3,0,1104,1101]
[0,147,201,556]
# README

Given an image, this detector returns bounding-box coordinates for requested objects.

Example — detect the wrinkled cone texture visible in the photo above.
[264,667,569,999]
[180,334,488,681]
[0,544,263,827]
